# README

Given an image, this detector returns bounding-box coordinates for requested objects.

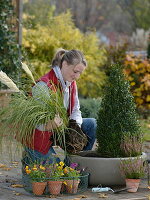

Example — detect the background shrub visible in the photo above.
[23,11,107,98]
[124,55,150,113]
[79,98,101,119]
[102,43,128,76]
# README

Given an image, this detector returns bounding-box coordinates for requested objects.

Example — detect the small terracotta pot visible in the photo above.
[125,179,141,193]
[61,182,65,193]
[65,179,80,194]
[48,180,63,195]
[32,182,47,195]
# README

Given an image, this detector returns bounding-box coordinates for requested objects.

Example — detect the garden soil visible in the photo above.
[0,140,150,200]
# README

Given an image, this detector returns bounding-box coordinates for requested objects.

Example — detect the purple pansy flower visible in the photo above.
[70,162,78,169]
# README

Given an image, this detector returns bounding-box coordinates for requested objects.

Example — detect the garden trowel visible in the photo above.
[92,187,131,193]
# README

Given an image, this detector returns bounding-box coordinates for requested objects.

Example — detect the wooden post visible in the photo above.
[16,0,23,46]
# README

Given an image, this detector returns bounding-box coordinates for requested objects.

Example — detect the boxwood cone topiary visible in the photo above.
[96,63,143,158]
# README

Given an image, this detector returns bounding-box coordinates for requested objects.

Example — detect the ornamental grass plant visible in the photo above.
[0,64,68,153]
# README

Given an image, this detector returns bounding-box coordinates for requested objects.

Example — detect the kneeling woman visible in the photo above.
[22,49,97,166]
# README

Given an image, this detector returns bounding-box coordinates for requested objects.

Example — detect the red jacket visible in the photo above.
[27,69,76,154]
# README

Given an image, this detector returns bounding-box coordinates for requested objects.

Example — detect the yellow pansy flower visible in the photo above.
[69,168,74,171]
[63,181,67,185]
[57,166,62,170]
[26,169,31,174]
[40,165,45,170]
[32,167,38,171]
[59,161,64,167]
[64,168,68,174]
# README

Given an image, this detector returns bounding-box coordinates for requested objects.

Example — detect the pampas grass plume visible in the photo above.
[0,70,20,92]
[22,62,36,84]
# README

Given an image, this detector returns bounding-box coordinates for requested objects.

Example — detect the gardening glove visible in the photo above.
[65,119,88,154]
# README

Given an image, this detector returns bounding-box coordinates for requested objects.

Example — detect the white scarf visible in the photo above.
[53,66,71,109]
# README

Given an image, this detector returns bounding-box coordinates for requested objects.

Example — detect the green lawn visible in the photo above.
[139,117,150,141]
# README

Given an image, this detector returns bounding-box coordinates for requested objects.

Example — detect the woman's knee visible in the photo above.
[82,118,97,138]
[82,118,97,129]
[89,118,97,129]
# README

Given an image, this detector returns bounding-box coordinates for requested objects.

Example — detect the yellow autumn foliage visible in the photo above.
[124,55,150,109]
[22,12,107,97]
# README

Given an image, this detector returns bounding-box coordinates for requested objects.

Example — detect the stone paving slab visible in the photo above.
[0,141,150,200]
[0,183,149,200]
[0,164,150,200]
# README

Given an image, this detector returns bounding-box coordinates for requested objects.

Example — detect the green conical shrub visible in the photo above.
[96,64,142,158]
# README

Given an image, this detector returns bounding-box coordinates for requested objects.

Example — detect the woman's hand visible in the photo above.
[45,114,63,131]
[54,114,63,127]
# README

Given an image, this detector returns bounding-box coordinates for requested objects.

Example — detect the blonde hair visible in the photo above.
[51,48,87,68]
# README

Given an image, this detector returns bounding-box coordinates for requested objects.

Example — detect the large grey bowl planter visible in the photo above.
[70,151,147,186]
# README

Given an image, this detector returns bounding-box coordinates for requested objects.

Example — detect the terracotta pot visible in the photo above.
[65,179,80,194]
[61,182,65,193]
[32,182,47,195]
[125,179,141,193]
[48,180,63,195]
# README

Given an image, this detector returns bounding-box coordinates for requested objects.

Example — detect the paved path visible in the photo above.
[0,141,150,200]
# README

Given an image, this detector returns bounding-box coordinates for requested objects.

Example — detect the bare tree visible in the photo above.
[116,0,150,31]
[52,0,134,35]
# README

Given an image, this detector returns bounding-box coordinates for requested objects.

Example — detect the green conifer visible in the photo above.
[96,64,142,157]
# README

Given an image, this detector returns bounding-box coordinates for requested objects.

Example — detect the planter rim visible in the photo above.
[70,151,147,160]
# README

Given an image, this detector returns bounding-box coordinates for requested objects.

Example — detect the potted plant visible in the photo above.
[25,164,47,195]
[63,163,81,194]
[46,161,65,195]
[120,157,146,192]
[70,64,146,186]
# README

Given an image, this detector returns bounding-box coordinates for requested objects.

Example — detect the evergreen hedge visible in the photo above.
[0,0,21,89]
